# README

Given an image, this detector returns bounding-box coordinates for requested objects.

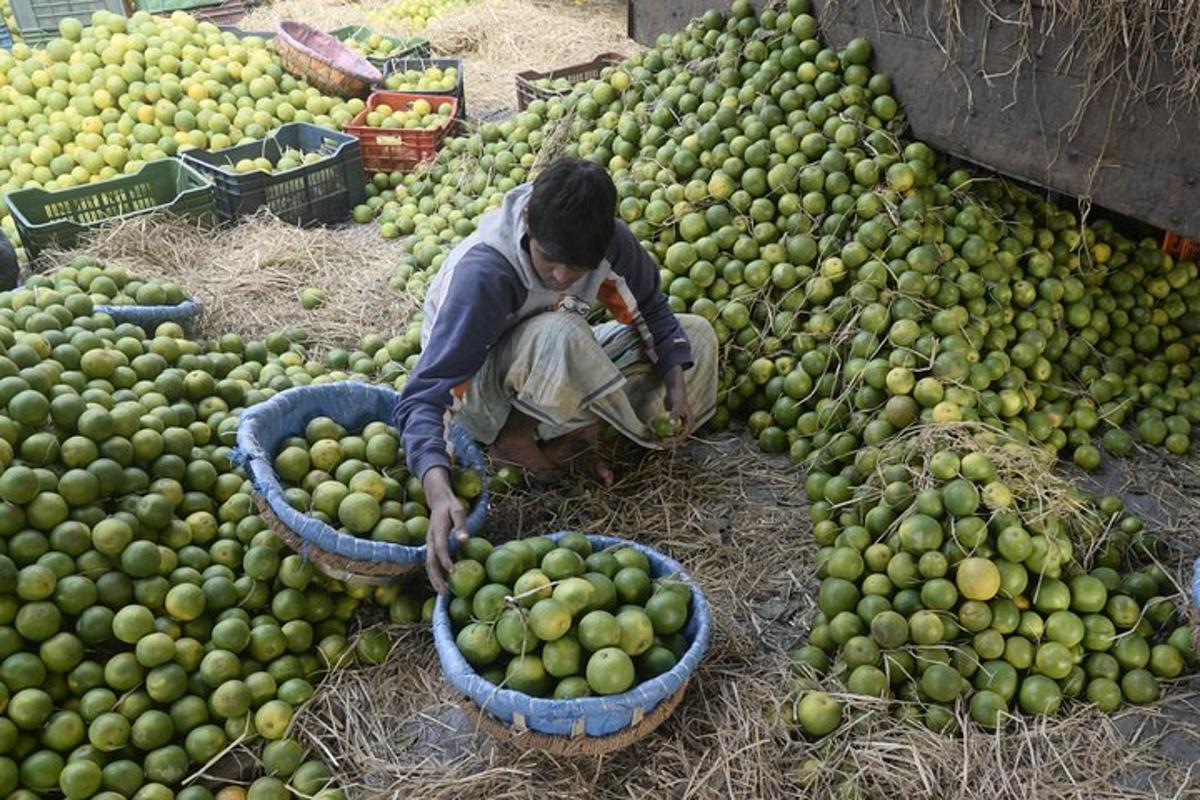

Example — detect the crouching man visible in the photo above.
[394,157,718,591]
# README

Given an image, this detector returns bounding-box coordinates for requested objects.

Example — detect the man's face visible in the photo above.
[528,236,591,292]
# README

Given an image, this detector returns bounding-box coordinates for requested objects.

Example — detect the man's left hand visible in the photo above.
[662,365,693,447]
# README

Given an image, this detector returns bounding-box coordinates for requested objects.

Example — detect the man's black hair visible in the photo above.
[526,157,617,270]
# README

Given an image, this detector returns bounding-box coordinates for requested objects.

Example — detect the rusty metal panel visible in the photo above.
[628,0,1200,239]
[812,0,1200,239]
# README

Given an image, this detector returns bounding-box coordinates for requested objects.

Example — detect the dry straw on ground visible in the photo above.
[422,0,640,112]
[290,437,1200,800]
[41,213,417,352]
[241,0,640,113]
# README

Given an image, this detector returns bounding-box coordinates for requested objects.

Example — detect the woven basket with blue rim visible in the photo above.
[94,299,203,336]
[235,382,487,582]
[434,531,710,756]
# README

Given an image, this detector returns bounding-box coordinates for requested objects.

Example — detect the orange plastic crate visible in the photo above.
[1162,232,1199,262]
[343,92,458,174]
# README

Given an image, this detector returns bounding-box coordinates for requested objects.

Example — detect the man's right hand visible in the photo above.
[422,466,468,594]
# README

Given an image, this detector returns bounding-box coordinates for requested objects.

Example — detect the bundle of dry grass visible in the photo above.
[40,213,418,352]
[423,0,639,111]
[865,421,1111,555]
[241,0,380,39]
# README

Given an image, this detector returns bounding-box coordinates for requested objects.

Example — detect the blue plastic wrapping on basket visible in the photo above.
[1192,558,1200,610]
[234,382,488,566]
[434,531,711,738]
[94,299,202,332]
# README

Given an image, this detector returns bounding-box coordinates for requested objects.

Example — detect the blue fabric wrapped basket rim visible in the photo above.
[1192,558,1200,610]
[94,298,203,332]
[434,531,711,746]
[234,382,488,568]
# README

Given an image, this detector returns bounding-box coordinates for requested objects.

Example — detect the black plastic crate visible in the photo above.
[516,52,624,111]
[382,57,466,120]
[179,123,366,226]
[216,24,273,39]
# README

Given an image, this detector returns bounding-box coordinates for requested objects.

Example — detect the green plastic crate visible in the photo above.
[4,159,216,262]
[18,28,55,47]
[328,25,430,73]
[134,0,222,13]
[9,0,126,43]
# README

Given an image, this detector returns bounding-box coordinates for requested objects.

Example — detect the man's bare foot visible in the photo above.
[543,426,613,487]
[489,410,561,476]
[489,436,559,474]
[541,423,601,465]
[573,453,614,487]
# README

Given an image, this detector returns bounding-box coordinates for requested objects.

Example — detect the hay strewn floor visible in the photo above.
[42,214,417,352]
[241,0,640,113]
[288,438,1200,800]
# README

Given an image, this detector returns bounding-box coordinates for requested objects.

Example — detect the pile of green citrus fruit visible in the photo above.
[360,98,454,131]
[52,263,189,308]
[0,10,361,257]
[785,431,1194,736]
[0,258,443,797]
[448,533,692,698]
[384,0,1198,467]
[381,64,459,93]
[318,326,424,389]
[349,109,548,247]
[272,416,483,545]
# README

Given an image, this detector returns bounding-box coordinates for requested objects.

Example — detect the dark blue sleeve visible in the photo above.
[394,244,525,479]
[606,221,694,374]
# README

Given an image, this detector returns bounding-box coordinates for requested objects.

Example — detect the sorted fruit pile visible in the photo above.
[0,10,360,256]
[220,149,326,175]
[363,98,455,130]
[382,64,459,93]
[366,0,476,31]
[272,417,483,545]
[377,0,1199,733]
[0,261,436,796]
[449,533,694,698]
